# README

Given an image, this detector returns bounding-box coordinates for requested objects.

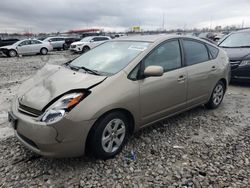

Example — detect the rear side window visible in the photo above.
[183,40,209,66]
[207,44,219,59]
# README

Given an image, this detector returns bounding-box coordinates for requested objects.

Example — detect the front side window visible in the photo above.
[183,40,209,66]
[70,41,150,75]
[19,40,31,46]
[144,40,182,72]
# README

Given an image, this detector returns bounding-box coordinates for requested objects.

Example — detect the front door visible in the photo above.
[139,39,187,125]
[17,40,32,55]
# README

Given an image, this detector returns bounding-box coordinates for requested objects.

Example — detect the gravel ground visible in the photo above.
[0,52,250,187]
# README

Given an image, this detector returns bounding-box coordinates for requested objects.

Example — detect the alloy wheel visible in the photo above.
[101,118,126,153]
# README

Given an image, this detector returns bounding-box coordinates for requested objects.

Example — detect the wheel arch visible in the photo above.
[219,78,227,90]
[85,108,135,154]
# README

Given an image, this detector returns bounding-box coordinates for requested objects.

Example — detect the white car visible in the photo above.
[69,36,111,53]
[0,39,53,57]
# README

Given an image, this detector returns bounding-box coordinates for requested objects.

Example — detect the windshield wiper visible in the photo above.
[68,64,101,75]
[220,46,250,48]
[78,66,101,75]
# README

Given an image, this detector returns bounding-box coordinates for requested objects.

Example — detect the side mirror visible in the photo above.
[90,39,94,42]
[144,66,164,77]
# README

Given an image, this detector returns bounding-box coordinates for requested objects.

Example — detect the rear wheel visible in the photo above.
[205,81,225,109]
[82,46,90,53]
[87,112,129,159]
[8,50,17,57]
[40,48,48,55]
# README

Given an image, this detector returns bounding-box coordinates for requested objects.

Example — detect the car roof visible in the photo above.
[236,29,250,33]
[114,34,204,43]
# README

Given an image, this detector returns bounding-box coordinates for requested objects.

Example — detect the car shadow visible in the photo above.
[230,80,250,87]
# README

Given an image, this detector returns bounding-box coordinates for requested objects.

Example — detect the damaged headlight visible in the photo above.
[41,92,86,124]
[239,60,250,66]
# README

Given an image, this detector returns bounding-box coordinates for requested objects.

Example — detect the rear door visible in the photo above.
[139,39,187,125]
[181,39,219,107]
[30,40,43,53]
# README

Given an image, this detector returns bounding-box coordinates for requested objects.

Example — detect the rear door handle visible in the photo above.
[177,75,186,82]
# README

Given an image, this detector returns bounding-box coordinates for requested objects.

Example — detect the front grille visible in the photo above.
[70,45,76,48]
[18,103,43,117]
[230,60,241,70]
[17,132,39,149]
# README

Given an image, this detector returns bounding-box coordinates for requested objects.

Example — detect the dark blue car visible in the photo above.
[219,29,250,81]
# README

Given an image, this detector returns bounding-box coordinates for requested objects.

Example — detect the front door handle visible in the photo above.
[177,75,186,82]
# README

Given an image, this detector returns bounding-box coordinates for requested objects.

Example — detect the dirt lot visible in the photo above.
[0,52,250,187]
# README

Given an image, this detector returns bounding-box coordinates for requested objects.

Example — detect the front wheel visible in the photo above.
[205,81,225,109]
[87,112,129,159]
[82,46,90,53]
[8,50,17,57]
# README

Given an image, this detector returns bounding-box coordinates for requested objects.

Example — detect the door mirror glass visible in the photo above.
[144,66,164,77]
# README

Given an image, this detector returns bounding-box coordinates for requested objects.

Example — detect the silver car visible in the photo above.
[43,37,67,50]
[0,39,53,57]
[9,35,230,159]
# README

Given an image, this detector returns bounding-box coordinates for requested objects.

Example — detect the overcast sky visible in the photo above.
[0,0,250,33]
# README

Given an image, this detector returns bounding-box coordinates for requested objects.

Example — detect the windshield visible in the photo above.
[69,41,150,75]
[219,32,250,48]
[80,37,93,42]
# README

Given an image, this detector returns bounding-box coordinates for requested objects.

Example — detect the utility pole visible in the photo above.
[162,13,165,31]
[241,20,244,29]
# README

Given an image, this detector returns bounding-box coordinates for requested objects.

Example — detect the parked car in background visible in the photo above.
[218,29,250,81]
[63,37,81,50]
[0,38,19,47]
[69,36,111,53]
[43,37,67,50]
[0,39,53,57]
[8,35,229,159]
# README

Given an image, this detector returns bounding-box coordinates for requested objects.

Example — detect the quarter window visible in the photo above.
[207,44,219,59]
[144,40,182,72]
[183,40,209,66]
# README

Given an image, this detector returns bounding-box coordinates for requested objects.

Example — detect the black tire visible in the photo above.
[87,112,129,159]
[8,49,17,57]
[82,46,90,53]
[63,44,68,50]
[205,81,225,109]
[40,48,48,55]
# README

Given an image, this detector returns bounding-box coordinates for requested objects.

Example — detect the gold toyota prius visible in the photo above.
[8,35,230,159]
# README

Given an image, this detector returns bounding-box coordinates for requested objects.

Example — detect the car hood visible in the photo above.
[222,47,250,61]
[71,41,88,45]
[17,64,106,111]
[0,45,14,49]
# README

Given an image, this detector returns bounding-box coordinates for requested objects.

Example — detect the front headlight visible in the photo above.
[41,92,86,124]
[239,60,250,67]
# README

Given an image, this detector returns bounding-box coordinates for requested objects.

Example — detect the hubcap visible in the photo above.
[42,49,47,54]
[102,119,126,153]
[10,51,16,57]
[213,84,224,106]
